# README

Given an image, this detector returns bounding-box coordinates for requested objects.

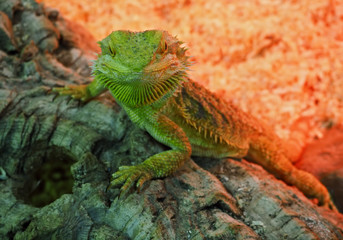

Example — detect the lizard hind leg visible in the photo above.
[247,136,338,212]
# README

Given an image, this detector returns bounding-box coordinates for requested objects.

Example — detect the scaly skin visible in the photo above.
[53,30,337,211]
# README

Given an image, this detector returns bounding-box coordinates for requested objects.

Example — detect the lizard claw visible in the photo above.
[107,164,153,194]
[323,199,339,212]
[315,188,338,212]
[52,85,90,101]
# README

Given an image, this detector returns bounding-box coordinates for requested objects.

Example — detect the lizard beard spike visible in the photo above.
[97,71,187,107]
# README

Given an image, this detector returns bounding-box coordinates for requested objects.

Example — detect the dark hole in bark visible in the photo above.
[13,146,75,208]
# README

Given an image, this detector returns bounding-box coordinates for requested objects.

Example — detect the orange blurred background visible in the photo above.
[38,0,343,153]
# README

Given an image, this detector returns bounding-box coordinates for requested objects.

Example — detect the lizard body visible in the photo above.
[54,30,337,211]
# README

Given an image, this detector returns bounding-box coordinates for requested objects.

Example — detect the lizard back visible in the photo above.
[163,79,267,158]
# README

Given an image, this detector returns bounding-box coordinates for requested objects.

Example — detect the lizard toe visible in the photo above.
[52,85,90,101]
[136,173,151,191]
[108,164,153,194]
[327,200,338,212]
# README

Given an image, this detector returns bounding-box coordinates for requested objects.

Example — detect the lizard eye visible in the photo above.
[109,47,116,57]
[159,38,168,52]
[163,41,168,51]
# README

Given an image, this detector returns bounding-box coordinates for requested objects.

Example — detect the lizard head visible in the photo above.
[92,30,191,107]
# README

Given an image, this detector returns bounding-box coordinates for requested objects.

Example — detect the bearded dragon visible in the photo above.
[53,30,337,211]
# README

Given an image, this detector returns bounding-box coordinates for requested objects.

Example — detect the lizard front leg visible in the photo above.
[53,78,107,101]
[109,114,192,194]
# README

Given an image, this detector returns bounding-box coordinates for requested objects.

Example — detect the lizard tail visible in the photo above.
[247,135,338,212]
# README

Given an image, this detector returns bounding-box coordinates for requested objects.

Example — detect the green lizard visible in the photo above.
[53,30,337,211]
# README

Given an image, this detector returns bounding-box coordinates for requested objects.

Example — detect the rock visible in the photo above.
[0,11,17,52]
[16,10,60,52]
[0,0,22,21]
[53,16,100,76]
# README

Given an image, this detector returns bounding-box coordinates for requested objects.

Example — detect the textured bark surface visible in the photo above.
[0,1,343,239]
